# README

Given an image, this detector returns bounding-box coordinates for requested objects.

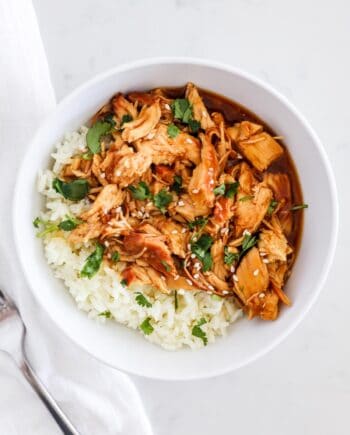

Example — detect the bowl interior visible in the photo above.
[13,59,338,380]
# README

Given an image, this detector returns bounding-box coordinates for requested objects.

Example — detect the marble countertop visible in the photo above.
[33,0,349,434]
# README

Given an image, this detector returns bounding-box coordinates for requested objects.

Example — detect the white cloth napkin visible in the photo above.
[0,1,153,434]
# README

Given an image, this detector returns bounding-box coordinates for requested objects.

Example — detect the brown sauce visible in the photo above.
[162,85,304,254]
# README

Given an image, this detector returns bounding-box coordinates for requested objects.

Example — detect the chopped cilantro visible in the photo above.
[120,279,127,287]
[267,200,278,215]
[86,120,114,154]
[225,182,239,198]
[161,260,171,272]
[140,317,154,335]
[153,189,172,213]
[224,246,239,265]
[135,292,152,308]
[188,216,208,230]
[170,175,182,194]
[171,99,191,120]
[120,114,133,127]
[191,234,213,272]
[80,244,105,279]
[81,152,92,160]
[111,251,120,262]
[167,123,180,138]
[34,217,59,238]
[240,233,258,258]
[290,203,308,211]
[192,318,208,345]
[98,310,112,319]
[188,119,200,134]
[58,215,82,231]
[213,184,225,196]
[33,217,41,228]
[53,178,89,201]
[128,181,151,201]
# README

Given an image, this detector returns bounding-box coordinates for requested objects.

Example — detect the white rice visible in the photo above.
[37,127,242,350]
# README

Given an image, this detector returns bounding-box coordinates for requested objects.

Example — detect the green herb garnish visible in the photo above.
[111,251,120,262]
[153,189,172,213]
[191,234,213,272]
[98,310,112,319]
[239,195,254,202]
[225,182,240,199]
[53,178,89,201]
[80,244,105,279]
[188,119,200,134]
[240,233,258,258]
[213,184,225,196]
[211,294,223,301]
[135,292,152,308]
[161,260,171,272]
[171,98,192,124]
[192,318,208,345]
[267,200,278,215]
[224,246,239,265]
[170,175,182,194]
[120,279,127,287]
[33,217,41,228]
[188,216,208,230]
[81,152,92,160]
[128,181,151,201]
[33,217,59,238]
[120,114,133,127]
[86,120,114,154]
[58,215,82,231]
[140,317,154,335]
[290,203,308,211]
[167,123,180,138]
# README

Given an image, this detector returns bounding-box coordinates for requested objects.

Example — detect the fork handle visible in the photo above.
[20,358,80,435]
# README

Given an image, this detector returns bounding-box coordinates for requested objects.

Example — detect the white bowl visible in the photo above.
[13,58,338,380]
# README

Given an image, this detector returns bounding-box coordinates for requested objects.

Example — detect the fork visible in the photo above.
[0,288,80,435]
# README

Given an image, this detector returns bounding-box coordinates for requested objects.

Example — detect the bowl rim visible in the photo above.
[12,57,339,380]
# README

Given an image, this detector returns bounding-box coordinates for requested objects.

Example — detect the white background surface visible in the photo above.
[31,1,349,434]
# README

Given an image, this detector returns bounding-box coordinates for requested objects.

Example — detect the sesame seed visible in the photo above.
[171,229,178,234]
[233,274,239,282]
[186,138,193,144]
[190,253,196,259]
[178,289,185,295]
[253,269,259,276]
[187,244,191,250]
[260,251,267,256]
[115,170,121,177]
[220,227,229,235]
[140,206,145,212]
[237,153,243,159]
[208,285,215,291]
[131,212,137,217]
[193,273,199,279]
[104,241,110,247]
[209,179,214,185]
[223,290,229,295]
[178,200,185,206]
[144,213,150,218]
[146,201,153,207]
[192,236,198,242]
[161,275,166,281]
[186,279,193,286]
[243,229,251,236]
[146,132,155,139]
[100,173,106,179]
[263,259,269,264]
[164,103,171,110]
[230,265,235,273]
[116,206,122,213]
[107,253,112,259]
[194,262,201,270]
[174,275,180,281]
[192,189,199,194]
[259,292,265,299]
[137,211,143,218]
[181,228,187,233]
[208,167,214,172]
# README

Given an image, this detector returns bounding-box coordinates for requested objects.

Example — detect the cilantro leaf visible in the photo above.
[81,152,92,160]
[224,246,239,265]
[187,216,208,230]
[153,189,172,213]
[170,175,182,194]
[225,182,239,199]
[80,244,105,279]
[239,195,254,202]
[188,119,200,134]
[58,215,82,231]
[33,217,41,228]
[161,260,171,272]
[98,310,112,319]
[34,218,59,238]
[240,234,258,259]
[167,123,180,138]
[53,178,89,201]
[111,251,120,262]
[192,318,208,345]
[140,317,154,335]
[128,181,151,201]
[171,99,191,120]
[135,292,152,308]
[214,184,225,196]
[191,234,213,272]
[120,279,127,287]
[86,120,114,154]
[120,114,133,127]
[267,200,278,215]
[290,203,308,211]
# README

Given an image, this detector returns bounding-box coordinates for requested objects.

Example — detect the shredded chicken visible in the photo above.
[59,82,304,322]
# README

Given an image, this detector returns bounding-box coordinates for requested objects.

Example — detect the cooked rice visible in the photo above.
[37,127,242,350]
